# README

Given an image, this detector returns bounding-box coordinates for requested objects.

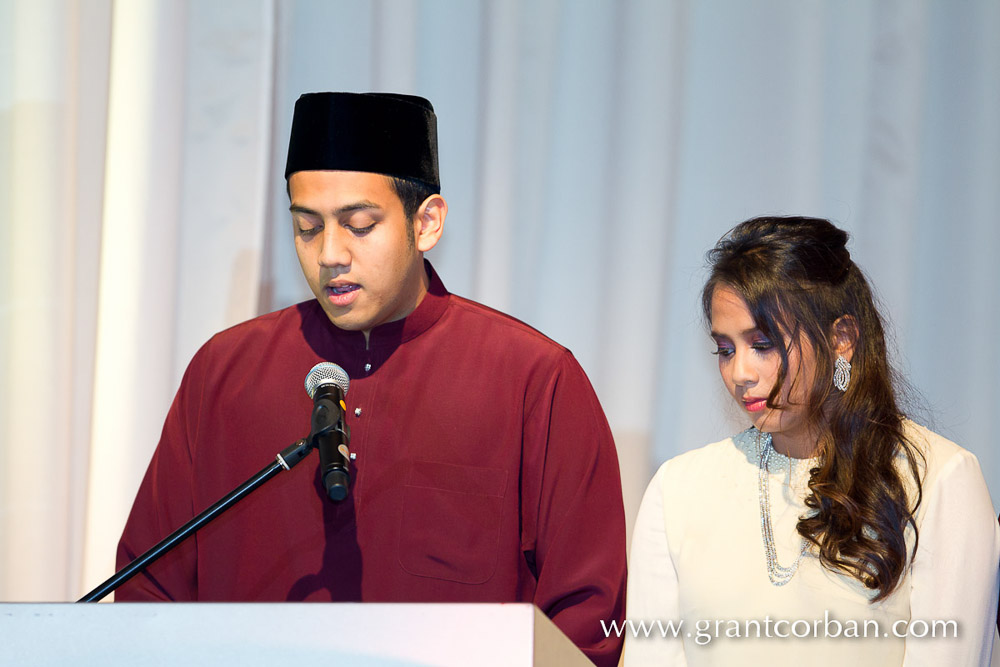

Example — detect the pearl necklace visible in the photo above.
[756,430,809,586]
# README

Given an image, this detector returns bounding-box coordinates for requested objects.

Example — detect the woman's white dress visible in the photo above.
[625,422,1000,666]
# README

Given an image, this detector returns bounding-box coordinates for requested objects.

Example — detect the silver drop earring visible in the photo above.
[833,355,851,392]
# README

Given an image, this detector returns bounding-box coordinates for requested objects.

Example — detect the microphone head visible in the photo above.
[305,362,350,398]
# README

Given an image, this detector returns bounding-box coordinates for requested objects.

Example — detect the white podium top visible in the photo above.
[0,602,591,666]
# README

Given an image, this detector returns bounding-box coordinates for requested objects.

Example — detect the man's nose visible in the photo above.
[318,226,351,269]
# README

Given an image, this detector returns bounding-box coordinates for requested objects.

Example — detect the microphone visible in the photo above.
[304,362,351,501]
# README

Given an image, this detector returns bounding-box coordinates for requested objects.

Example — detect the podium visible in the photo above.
[0,602,593,666]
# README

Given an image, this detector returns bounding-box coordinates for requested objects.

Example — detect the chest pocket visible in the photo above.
[398,460,508,584]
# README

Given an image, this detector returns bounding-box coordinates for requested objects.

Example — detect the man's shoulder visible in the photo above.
[443,294,569,358]
[197,300,317,360]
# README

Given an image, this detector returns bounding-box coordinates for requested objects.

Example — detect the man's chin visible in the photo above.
[318,304,369,333]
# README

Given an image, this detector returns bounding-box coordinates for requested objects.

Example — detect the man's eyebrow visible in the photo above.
[289,201,382,217]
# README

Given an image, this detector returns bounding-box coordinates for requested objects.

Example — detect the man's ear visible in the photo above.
[831,315,859,363]
[414,194,446,253]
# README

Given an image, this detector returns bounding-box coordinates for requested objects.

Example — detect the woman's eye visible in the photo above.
[712,347,734,358]
[751,339,774,352]
[298,226,320,237]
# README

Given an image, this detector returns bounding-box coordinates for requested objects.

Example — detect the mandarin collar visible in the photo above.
[310,259,450,351]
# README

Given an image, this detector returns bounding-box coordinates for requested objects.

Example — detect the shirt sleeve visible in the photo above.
[903,448,1000,666]
[624,463,688,666]
[114,348,206,601]
[524,351,627,667]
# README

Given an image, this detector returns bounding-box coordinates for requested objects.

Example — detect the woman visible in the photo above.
[626,217,999,665]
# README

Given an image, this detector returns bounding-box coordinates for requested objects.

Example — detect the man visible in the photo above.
[117,92,627,666]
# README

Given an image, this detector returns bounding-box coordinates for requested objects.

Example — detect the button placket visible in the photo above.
[354,354,373,420]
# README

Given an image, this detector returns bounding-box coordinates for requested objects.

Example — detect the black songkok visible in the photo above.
[284,92,440,190]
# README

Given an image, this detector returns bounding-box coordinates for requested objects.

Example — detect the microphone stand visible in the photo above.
[79,436,317,603]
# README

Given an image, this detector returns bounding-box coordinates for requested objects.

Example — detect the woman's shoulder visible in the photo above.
[648,428,758,491]
[903,419,961,454]
[902,420,985,490]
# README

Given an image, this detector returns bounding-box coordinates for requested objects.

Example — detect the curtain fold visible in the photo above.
[82,0,188,596]
[0,0,111,601]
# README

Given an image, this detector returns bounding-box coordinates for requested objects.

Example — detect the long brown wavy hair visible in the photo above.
[702,216,923,601]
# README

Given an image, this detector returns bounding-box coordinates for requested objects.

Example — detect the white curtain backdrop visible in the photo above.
[1,0,998,601]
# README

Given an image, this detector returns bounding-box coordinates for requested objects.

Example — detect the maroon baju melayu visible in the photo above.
[117,263,627,666]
